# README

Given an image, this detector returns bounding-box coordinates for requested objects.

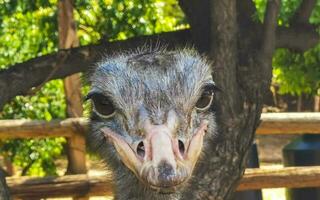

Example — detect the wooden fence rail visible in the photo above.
[0,118,87,139]
[257,112,320,134]
[238,166,320,190]
[0,113,319,139]
[1,112,320,198]
[7,174,113,199]
[6,166,320,199]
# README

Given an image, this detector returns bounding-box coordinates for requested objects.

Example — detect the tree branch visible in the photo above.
[178,0,210,52]
[0,30,191,110]
[280,0,319,51]
[260,0,280,60]
[276,26,320,51]
[237,0,257,25]
[291,0,317,25]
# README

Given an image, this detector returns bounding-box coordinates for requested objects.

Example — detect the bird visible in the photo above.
[86,47,218,200]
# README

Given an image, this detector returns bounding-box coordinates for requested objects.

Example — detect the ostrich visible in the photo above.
[87,47,218,200]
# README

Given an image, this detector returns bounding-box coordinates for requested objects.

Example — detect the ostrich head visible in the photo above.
[87,48,218,198]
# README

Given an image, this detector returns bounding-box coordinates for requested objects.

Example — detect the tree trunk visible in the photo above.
[297,95,302,111]
[58,0,87,175]
[0,169,10,200]
[314,95,320,112]
[180,0,278,199]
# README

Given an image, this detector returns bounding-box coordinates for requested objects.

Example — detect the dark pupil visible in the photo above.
[92,95,115,116]
[196,92,213,109]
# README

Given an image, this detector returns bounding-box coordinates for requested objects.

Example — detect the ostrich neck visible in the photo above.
[113,167,181,200]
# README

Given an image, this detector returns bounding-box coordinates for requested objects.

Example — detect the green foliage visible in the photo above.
[253,0,304,24]
[254,0,320,96]
[272,0,320,96]
[74,0,186,44]
[0,0,64,176]
[0,0,58,69]
[310,0,320,24]
[252,0,267,21]
[1,81,66,120]
[0,80,66,176]
[273,45,320,96]
[0,0,185,176]
[254,0,320,25]
[0,78,90,177]
[0,138,65,176]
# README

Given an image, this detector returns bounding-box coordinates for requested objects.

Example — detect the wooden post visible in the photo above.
[297,95,302,112]
[315,92,320,112]
[58,0,87,176]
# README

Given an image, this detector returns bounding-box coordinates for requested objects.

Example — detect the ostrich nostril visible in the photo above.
[178,140,185,155]
[137,141,145,158]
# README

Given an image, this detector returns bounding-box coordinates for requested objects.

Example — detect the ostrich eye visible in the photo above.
[195,85,215,111]
[87,93,116,118]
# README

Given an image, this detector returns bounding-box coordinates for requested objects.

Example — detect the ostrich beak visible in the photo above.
[101,128,142,175]
[101,120,208,190]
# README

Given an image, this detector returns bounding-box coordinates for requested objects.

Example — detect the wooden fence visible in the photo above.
[1,112,320,199]
[5,166,320,199]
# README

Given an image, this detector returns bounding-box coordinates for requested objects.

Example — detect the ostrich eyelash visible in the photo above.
[202,83,222,94]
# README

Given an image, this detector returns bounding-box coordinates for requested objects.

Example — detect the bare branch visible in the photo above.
[260,0,281,60]
[291,0,317,25]
[252,0,280,94]
[237,0,257,25]
[274,0,319,51]
[276,26,320,51]
[178,0,210,52]
[0,30,191,110]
